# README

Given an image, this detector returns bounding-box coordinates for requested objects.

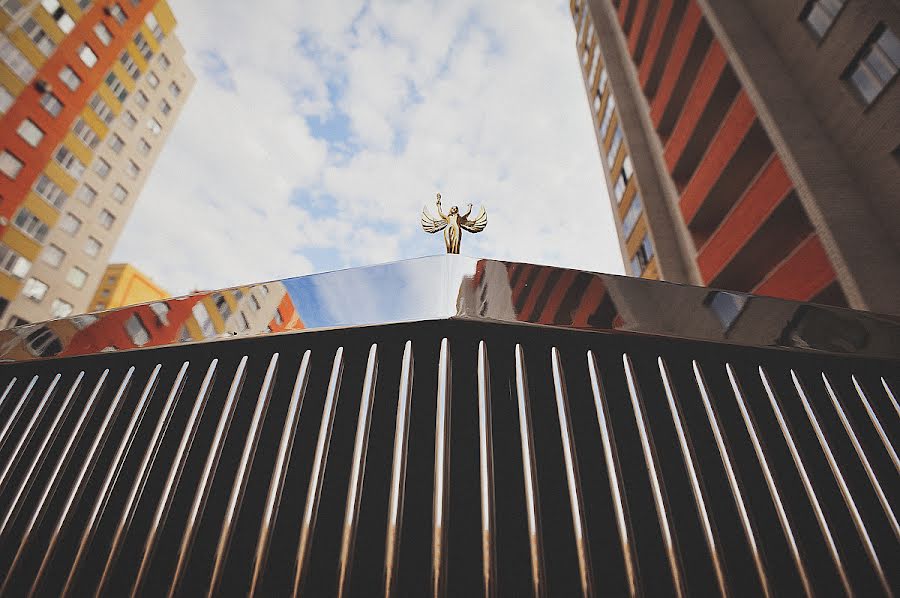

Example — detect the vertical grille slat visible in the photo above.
[513,343,546,597]
[293,347,344,596]
[790,371,892,595]
[0,319,895,596]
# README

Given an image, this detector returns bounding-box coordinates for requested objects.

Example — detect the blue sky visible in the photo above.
[111,0,622,294]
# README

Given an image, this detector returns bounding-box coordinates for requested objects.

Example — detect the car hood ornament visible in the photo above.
[421,192,487,254]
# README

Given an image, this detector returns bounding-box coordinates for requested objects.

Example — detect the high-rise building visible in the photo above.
[571,0,900,315]
[0,0,193,326]
[87,262,167,311]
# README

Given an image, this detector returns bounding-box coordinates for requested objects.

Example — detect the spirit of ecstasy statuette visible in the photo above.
[421,193,488,254]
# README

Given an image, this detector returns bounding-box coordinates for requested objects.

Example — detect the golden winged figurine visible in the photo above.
[421,193,488,254]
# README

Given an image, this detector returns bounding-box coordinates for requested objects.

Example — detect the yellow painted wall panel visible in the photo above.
[110,61,137,92]
[153,0,177,35]
[79,106,109,140]
[2,227,43,261]
[31,8,66,43]
[44,161,78,195]
[625,217,648,252]
[59,0,86,19]
[62,131,94,166]
[616,179,637,218]
[8,30,47,70]
[643,259,660,280]
[21,193,61,226]
[0,64,26,96]
[0,273,22,299]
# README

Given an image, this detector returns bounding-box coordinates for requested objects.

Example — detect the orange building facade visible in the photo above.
[572,0,900,315]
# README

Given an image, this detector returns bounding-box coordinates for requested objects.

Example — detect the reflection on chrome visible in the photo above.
[0,256,897,362]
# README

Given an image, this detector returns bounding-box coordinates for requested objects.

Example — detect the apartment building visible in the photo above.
[0,0,193,326]
[572,0,900,315]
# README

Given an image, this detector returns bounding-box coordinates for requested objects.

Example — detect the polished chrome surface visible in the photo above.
[476,341,497,598]
[1,255,898,362]
[432,338,451,598]
[0,374,59,495]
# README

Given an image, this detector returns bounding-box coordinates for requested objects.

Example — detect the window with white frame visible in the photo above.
[22,277,48,301]
[147,117,161,135]
[39,92,63,116]
[145,11,163,40]
[72,118,101,149]
[800,0,845,40]
[169,81,181,97]
[98,209,115,229]
[135,90,149,109]
[22,18,56,56]
[0,85,13,113]
[17,119,44,147]
[599,95,616,138]
[0,151,24,179]
[159,99,171,115]
[93,21,112,46]
[138,138,151,155]
[84,236,101,257]
[76,183,97,205]
[107,3,126,25]
[56,145,88,178]
[622,194,643,239]
[158,53,170,70]
[34,174,68,209]
[124,313,150,345]
[0,36,37,82]
[146,71,159,88]
[112,183,128,202]
[78,44,98,68]
[59,66,81,91]
[108,133,125,153]
[0,244,31,279]
[40,0,74,33]
[119,52,141,79]
[630,234,654,276]
[105,72,128,102]
[93,157,111,178]
[845,25,900,105]
[58,212,81,235]
[126,159,140,179]
[50,298,72,318]
[13,207,50,242]
[66,266,88,289]
[0,0,23,16]
[607,126,624,167]
[89,93,115,124]
[133,32,153,61]
[123,110,137,129]
[41,244,65,267]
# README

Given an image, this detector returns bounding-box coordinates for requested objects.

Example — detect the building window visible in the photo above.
[55,146,86,178]
[34,174,68,209]
[706,291,749,330]
[273,308,284,326]
[17,119,44,147]
[598,69,608,96]
[89,94,115,124]
[108,133,125,154]
[159,99,171,115]
[147,117,162,135]
[0,151,24,179]
[212,292,231,320]
[138,138,151,155]
[40,0,74,33]
[145,11,163,40]
[119,51,141,80]
[105,72,128,102]
[112,183,128,202]
[135,90,149,109]
[72,118,101,149]
[59,212,82,235]
[126,160,140,178]
[22,18,56,56]
[41,244,65,268]
[98,209,115,229]
[607,126,624,167]
[0,36,37,82]
[614,156,634,204]
[50,298,72,318]
[599,95,616,139]
[193,302,214,337]
[59,66,81,91]
[13,207,50,242]
[124,313,150,346]
[66,266,88,288]
[133,32,153,61]
[0,244,31,278]
[169,81,181,97]
[107,3,126,25]
[84,236,101,257]
[250,294,261,310]
[22,277,49,301]
[1,0,23,16]
[630,234,654,276]
[93,21,112,46]
[123,110,137,129]
[800,0,845,41]
[589,49,600,87]
[158,53,170,70]
[844,26,900,105]
[78,44,98,68]
[76,183,97,205]
[149,302,169,325]
[0,85,14,113]
[146,71,159,88]
[93,157,111,178]
[622,193,643,239]
[39,92,63,116]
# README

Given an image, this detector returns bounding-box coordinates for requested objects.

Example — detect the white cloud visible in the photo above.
[112,0,623,295]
